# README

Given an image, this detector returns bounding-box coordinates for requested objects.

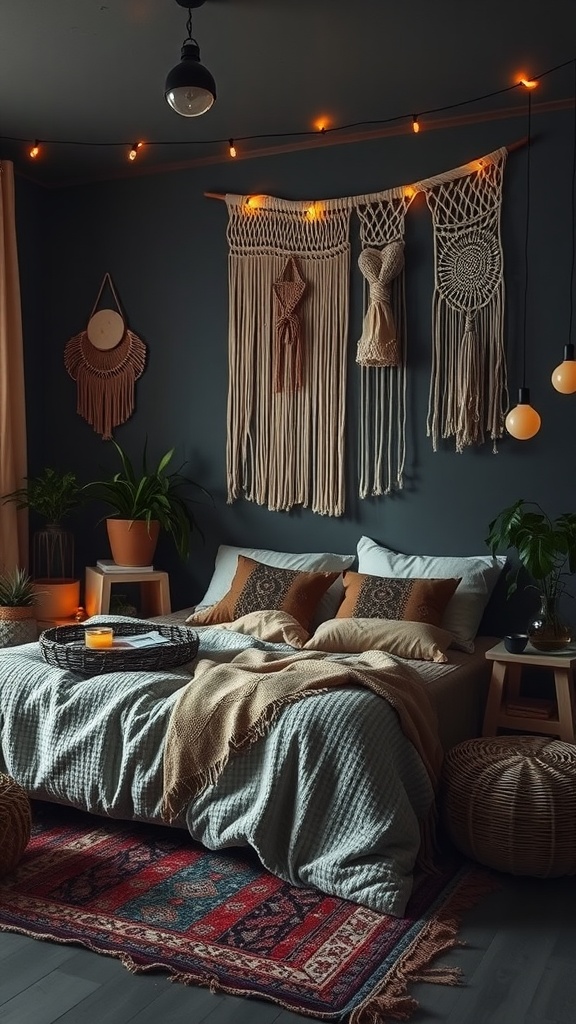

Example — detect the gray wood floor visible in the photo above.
[0,870,574,1024]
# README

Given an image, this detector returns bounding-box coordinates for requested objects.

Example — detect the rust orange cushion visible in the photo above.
[336,572,461,627]
[188,555,339,633]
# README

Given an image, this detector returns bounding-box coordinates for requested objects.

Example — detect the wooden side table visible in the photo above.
[482,641,576,742]
[84,566,171,619]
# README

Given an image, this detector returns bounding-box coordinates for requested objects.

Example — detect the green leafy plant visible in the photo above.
[0,568,37,607]
[486,499,576,603]
[2,468,84,523]
[85,439,211,561]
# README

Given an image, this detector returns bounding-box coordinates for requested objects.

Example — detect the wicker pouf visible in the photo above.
[0,774,31,876]
[441,736,576,877]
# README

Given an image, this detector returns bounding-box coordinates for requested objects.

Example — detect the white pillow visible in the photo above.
[197,545,355,625]
[356,536,506,653]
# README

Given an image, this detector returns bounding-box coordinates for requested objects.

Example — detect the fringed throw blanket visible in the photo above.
[423,147,508,453]
[162,647,444,842]
[225,195,352,517]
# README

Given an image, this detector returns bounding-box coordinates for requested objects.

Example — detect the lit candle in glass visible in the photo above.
[85,627,114,649]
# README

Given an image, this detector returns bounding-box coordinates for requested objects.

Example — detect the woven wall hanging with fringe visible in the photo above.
[225,194,352,517]
[355,189,415,498]
[423,147,508,453]
[64,273,147,440]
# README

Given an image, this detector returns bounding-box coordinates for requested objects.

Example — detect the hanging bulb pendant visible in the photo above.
[505,387,541,440]
[551,343,576,393]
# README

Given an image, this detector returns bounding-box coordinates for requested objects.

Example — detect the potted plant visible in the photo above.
[84,439,211,567]
[0,568,38,647]
[486,498,576,651]
[1,469,85,620]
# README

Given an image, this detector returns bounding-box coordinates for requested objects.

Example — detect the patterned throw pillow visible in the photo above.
[336,572,461,628]
[188,556,339,632]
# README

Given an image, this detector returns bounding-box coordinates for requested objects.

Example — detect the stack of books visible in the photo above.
[97,559,154,573]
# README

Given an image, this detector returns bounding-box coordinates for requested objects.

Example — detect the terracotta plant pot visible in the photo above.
[32,579,81,621]
[106,519,160,567]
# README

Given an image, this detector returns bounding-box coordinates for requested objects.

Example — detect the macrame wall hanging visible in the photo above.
[423,147,508,453]
[355,188,415,498]
[225,194,352,516]
[64,273,147,440]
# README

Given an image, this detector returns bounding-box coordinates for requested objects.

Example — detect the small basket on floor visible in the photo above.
[441,735,576,877]
[39,620,199,675]
[0,774,31,876]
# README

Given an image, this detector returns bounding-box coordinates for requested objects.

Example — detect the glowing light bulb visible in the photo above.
[128,142,143,161]
[520,78,538,90]
[505,387,541,439]
[412,115,420,134]
[404,186,416,199]
[229,138,237,158]
[29,141,40,159]
[551,344,576,393]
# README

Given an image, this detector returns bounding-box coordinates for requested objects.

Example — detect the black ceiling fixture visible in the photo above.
[165,0,216,118]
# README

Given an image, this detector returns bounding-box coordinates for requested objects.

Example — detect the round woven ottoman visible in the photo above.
[441,736,576,877]
[0,774,31,876]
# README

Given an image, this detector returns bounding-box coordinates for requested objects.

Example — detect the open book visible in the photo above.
[112,631,172,650]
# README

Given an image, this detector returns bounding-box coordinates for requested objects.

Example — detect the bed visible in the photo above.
[0,537,503,918]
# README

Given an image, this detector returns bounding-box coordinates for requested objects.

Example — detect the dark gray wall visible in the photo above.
[14,106,576,632]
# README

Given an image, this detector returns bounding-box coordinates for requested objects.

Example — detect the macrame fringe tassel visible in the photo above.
[356,302,399,367]
[350,867,502,1024]
[427,296,506,454]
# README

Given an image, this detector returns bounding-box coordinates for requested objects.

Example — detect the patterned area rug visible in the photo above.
[0,803,498,1022]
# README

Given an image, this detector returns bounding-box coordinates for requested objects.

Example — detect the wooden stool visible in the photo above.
[85,566,171,618]
[482,641,576,742]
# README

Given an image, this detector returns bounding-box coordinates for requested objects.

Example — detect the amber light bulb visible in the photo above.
[551,343,576,394]
[505,387,541,440]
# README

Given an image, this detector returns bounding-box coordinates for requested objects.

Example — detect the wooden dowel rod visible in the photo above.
[203,138,527,203]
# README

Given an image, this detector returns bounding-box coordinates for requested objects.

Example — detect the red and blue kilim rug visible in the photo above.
[0,802,499,1022]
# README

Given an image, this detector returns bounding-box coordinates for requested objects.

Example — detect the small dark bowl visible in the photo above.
[504,633,529,654]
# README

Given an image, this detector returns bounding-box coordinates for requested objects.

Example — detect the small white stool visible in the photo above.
[85,566,171,618]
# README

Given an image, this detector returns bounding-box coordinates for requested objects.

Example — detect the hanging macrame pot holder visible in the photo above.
[64,273,147,439]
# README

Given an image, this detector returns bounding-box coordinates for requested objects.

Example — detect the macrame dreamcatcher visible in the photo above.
[225,194,352,516]
[355,188,415,498]
[423,147,508,452]
[64,273,147,440]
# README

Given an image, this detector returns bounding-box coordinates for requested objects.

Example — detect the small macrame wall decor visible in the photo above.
[423,147,508,453]
[225,194,352,517]
[272,255,307,392]
[355,188,415,498]
[64,273,147,440]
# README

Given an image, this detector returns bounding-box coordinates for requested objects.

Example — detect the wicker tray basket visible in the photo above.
[39,621,199,675]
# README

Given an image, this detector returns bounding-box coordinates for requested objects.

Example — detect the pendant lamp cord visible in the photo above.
[569,59,576,346]
[522,90,532,389]
[185,7,194,43]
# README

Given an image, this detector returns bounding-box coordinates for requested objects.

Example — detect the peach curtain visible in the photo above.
[0,161,28,570]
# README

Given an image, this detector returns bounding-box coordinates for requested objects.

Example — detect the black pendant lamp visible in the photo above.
[165,0,216,118]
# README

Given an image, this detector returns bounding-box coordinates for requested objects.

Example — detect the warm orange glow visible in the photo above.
[404,186,416,199]
[245,194,266,210]
[519,76,538,90]
[229,138,237,158]
[505,402,541,440]
[129,141,143,161]
[305,202,323,221]
[412,115,420,134]
[29,142,40,159]
[314,117,331,133]
[85,627,114,649]
[551,358,576,394]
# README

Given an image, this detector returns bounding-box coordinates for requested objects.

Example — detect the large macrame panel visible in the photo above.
[226,196,351,517]
[355,189,414,497]
[423,147,508,453]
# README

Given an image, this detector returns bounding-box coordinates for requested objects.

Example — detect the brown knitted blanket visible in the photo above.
[162,648,443,823]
